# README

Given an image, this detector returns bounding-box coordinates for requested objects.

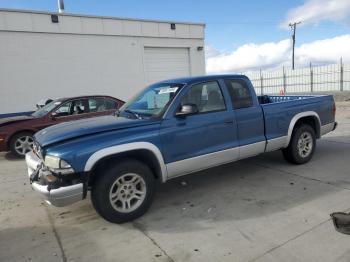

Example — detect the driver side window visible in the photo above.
[181,81,226,113]
[54,99,87,117]
[54,101,73,117]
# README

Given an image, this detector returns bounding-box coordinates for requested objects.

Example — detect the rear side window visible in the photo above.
[88,98,118,112]
[89,98,106,112]
[105,98,118,110]
[224,79,253,109]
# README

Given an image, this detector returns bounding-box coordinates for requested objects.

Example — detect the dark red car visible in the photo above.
[0,95,124,158]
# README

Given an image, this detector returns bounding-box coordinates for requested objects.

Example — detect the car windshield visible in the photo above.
[120,83,184,118]
[32,100,62,117]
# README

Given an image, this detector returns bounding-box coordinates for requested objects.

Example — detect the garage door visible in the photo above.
[144,47,191,84]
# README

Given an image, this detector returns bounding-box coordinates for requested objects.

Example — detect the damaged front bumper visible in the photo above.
[25,151,84,207]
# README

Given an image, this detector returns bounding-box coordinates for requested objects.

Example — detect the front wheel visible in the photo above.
[91,159,155,223]
[9,132,34,158]
[282,124,316,164]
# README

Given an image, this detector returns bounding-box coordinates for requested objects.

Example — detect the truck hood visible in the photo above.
[35,115,159,147]
[0,115,34,126]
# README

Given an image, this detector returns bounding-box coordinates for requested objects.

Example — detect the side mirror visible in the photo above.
[50,112,58,120]
[176,104,198,117]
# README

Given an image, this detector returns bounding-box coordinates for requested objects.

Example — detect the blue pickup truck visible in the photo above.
[25,75,337,223]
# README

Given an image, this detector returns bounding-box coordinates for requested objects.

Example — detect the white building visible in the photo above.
[0,9,205,115]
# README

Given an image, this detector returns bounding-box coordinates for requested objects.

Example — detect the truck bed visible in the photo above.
[258,95,322,104]
[257,95,335,149]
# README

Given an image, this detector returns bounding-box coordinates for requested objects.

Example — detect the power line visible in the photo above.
[289,21,301,70]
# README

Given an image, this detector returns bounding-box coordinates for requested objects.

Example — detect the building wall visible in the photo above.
[0,9,205,114]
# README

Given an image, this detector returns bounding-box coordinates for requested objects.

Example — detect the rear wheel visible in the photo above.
[282,124,316,164]
[91,159,155,223]
[9,132,34,158]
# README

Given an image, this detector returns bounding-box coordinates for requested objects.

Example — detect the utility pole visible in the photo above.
[289,21,301,70]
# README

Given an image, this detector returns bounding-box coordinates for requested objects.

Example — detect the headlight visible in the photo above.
[44,155,75,175]
[45,155,60,169]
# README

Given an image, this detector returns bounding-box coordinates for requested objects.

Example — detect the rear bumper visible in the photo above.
[25,151,83,207]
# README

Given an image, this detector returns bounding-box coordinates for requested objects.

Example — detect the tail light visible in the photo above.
[332,103,336,117]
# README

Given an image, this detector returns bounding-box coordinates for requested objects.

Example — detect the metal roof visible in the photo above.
[0,8,206,26]
[0,8,205,39]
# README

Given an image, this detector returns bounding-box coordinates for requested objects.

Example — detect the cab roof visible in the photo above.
[157,74,250,85]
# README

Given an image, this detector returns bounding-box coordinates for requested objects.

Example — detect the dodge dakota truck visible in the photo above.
[25,75,337,223]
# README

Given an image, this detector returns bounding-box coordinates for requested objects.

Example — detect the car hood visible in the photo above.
[35,115,159,147]
[0,115,34,126]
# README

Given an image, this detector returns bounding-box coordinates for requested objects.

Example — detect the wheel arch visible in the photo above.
[285,111,321,147]
[85,142,168,185]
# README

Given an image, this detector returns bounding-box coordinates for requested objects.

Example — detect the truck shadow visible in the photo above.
[134,136,350,233]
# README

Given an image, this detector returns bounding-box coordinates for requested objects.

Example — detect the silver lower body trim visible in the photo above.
[25,151,83,207]
[167,146,239,178]
[321,122,336,136]
[266,136,288,151]
[166,141,267,179]
[239,141,266,159]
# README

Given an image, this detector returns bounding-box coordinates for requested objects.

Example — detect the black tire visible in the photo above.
[282,124,316,164]
[9,131,34,158]
[91,159,156,223]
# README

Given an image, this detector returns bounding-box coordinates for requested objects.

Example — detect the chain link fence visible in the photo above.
[245,61,350,95]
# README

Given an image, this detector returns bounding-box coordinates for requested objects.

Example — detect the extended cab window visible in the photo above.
[225,79,253,109]
[181,81,226,113]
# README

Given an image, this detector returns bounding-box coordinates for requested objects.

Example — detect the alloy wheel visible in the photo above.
[109,173,147,213]
[14,135,34,156]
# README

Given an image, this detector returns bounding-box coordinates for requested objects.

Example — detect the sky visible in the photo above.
[0,0,349,73]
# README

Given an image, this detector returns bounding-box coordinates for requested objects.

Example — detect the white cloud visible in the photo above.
[206,34,350,73]
[296,34,350,64]
[281,0,350,27]
[205,45,223,59]
[206,40,291,73]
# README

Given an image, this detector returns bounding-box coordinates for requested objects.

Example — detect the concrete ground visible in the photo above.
[1,102,350,262]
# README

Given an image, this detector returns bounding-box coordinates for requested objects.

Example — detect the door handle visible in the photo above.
[224,119,234,124]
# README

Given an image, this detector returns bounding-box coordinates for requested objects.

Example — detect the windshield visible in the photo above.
[120,83,184,118]
[32,100,62,117]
